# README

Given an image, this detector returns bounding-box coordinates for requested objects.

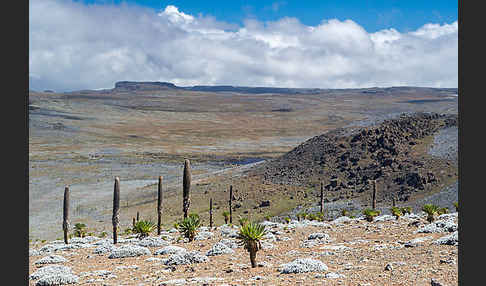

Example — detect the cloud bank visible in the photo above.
[29,0,458,91]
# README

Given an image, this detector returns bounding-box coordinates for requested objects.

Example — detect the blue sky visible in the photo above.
[30,0,458,91]
[75,0,457,32]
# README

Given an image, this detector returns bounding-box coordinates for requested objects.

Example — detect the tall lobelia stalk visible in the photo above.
[113,177,120,244]
[157,176,163,235]
[63,186,70,244]
[372,180,377,210]
[209,197,213,229]
[320,181,324,214]
[229,185,233,224]
[183,159,191,219]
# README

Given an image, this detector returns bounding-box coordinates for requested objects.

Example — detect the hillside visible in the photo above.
[251,112,458,209]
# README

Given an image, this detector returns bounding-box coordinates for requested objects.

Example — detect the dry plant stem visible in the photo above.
[113,177,120,244]
[63,186,69,244]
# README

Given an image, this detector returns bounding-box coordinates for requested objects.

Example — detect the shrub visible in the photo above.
[222,211,230,224]
[238,216,249,227]
[73,223,87,238]
[438,207,449,215]
[422,204,440,223]
[390,207,403,220]
[307,213,318,221]
[236,222,267,268]
[177,213,201,242]
[133,220,156,239]
[401,207,412,215]
[453,202,459,212]
[99,231,107,238]
[284,217,291,224]
[341,209,349,217]
[363,209,381,222]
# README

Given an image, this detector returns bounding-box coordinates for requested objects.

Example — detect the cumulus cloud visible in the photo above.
[29,0,457,91]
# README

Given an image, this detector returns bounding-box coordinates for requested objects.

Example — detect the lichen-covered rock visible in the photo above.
[325,272,346,278]
[159,278,186,285]
[403,236,433,248]
[69,236,99,244]
[108,245,151,258]
[262,232,276,242]
[154,245,187,256]
[165,251,209,265]
[195,231,214,241]
[34,255,68,265]
[92,243,115,254]
[374,215,396,222]
[308,233,330,240]
[29,265,74,281]
[35,273,79,285]
[220,226,238,238]
[260,241,275,250]
[137,237,169,247]
[38,243,91,254]
[434,231,458,246]
[280,258,328,274]
[79,270,112,278]
[416,219,457,233]
[219,239,239,249]
[331,216,352,224]
[206,242,235,256]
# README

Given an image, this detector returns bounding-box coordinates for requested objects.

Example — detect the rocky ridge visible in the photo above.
[253,112,458,206]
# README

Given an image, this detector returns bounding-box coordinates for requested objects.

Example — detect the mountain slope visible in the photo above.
[251,112,458,206]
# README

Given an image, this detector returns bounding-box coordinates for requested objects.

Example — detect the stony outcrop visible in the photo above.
[254,112,458,206]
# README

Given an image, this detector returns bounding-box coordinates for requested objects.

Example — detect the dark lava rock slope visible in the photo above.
[251,112,458,205]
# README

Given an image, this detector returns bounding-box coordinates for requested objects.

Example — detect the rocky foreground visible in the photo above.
[29,212,458,286]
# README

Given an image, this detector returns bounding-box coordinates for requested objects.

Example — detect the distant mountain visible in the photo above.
[60,81,458,96]
[113,81,178,92]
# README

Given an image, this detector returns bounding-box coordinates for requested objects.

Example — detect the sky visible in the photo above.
[29,0,458,92]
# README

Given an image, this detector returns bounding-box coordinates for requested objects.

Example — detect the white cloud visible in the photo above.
[29,0,458,91]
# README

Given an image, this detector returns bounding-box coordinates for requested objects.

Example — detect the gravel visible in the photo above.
[280,258,328,274]
[427,126,458,162]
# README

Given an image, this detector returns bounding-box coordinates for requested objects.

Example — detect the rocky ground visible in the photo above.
[28,211,458,286]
